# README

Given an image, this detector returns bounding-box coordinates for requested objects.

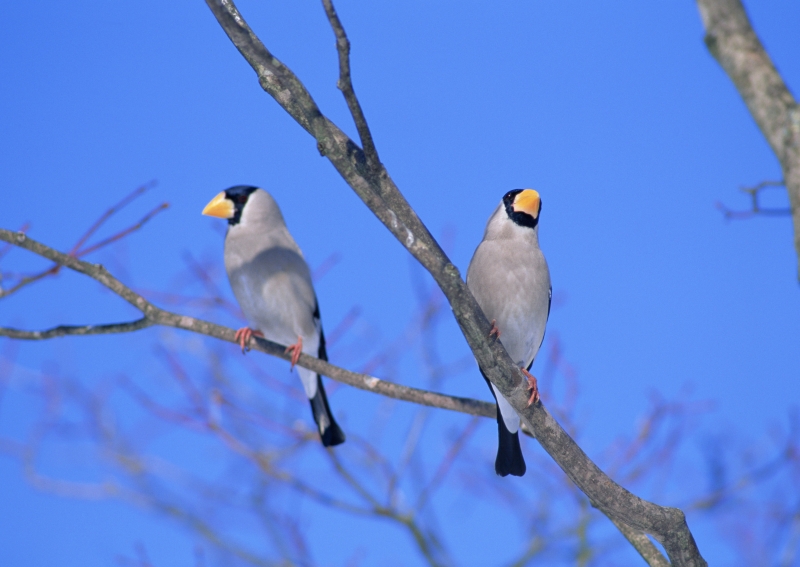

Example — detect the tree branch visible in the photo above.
[696,0,800,279]
[321,0,380,171]
[202,1,707,564]
[716,180,791,220]
[606,515,671,567]
[0,228,494,421]
[202,0,512,404]
[0,318,153,340]
[2,0,711,561]
[0,181,166,300]
[0,225,698,565]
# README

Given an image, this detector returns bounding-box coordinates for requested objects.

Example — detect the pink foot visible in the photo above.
[284,335,303,369]
[521,368,540,406]
[234,327,264,353]
[489,319,501,340]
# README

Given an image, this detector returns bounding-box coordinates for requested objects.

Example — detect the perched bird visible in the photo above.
[466,189,551,477]
[202,186,345,447]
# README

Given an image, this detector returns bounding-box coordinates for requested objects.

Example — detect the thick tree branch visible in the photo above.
[696,0,800,279]
[607,516,671,567]
[200,2,706,565]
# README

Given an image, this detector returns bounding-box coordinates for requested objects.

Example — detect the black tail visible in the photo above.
[309,323,345,447]
[481,372,526,477]
[309,374,346,447]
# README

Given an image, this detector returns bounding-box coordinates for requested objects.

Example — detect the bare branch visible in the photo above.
[322,0,381,171]
[696,0,800,278]
[77,202,169,257]
[7,310,744,566]
[604,515,671,567]
[716,180,791,219]
[202,2,511,403]
[68,180,158,255]
[415,417,480,511]
[0,262,61,300]
[0,318,153,340]
[0,222,29,262]
[0,227,700,566]
[0,228,494,421]
[203,1,707,564]
[0,181,167,299]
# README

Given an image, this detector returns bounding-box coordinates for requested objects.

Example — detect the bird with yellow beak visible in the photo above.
[467,189,551,476]
[202,186,345,447]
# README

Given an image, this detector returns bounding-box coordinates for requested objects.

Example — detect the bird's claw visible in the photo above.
[489,319,501,340]
[285,335,303,369]
[521,368,540,406]
[234,327,263,353]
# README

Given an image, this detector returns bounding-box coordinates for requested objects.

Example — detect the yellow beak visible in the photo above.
[513,189,541,218]
[202,191,235,219]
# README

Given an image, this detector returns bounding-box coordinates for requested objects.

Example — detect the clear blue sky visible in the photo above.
[1,1,799,566]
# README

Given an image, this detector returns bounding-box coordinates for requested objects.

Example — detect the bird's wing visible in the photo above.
[235,247,317,335]
[530,285,552,370]
[314,300,327,362]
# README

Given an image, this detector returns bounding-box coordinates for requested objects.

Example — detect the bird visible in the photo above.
[202,186,345,447]
[466,188,551,477]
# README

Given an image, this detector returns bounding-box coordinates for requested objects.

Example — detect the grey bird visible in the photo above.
[202,186,345,447]
[466,189,551,477]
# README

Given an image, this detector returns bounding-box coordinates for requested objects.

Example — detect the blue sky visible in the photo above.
[1,1,799,566]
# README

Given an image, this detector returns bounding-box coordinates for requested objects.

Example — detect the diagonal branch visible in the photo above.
[696,0,800,279]
[77,202,169,257]
[204,0,530,437]
[606,515,671,567]
[68,180,158,255]
[204,1,706,564]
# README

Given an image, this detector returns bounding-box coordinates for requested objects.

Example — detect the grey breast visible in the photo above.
[469,241,550,367]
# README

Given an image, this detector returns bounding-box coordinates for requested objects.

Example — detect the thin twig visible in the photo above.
[77,202,169,257]
[0,183,166,300]
[69,180,157,255]
[321,0,380,171]
[716,180,790,219]
[415,417,480,511]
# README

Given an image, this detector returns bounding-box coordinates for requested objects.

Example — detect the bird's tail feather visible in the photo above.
[481,372,526,477]
[309,374,345,447]
[495,414,526,477]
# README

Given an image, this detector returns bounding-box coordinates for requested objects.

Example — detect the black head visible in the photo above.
[202,185,260,225]
[223,185,259,226]
[502,189,541,229]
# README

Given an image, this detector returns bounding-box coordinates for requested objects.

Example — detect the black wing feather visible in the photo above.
[307,300,345,447]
